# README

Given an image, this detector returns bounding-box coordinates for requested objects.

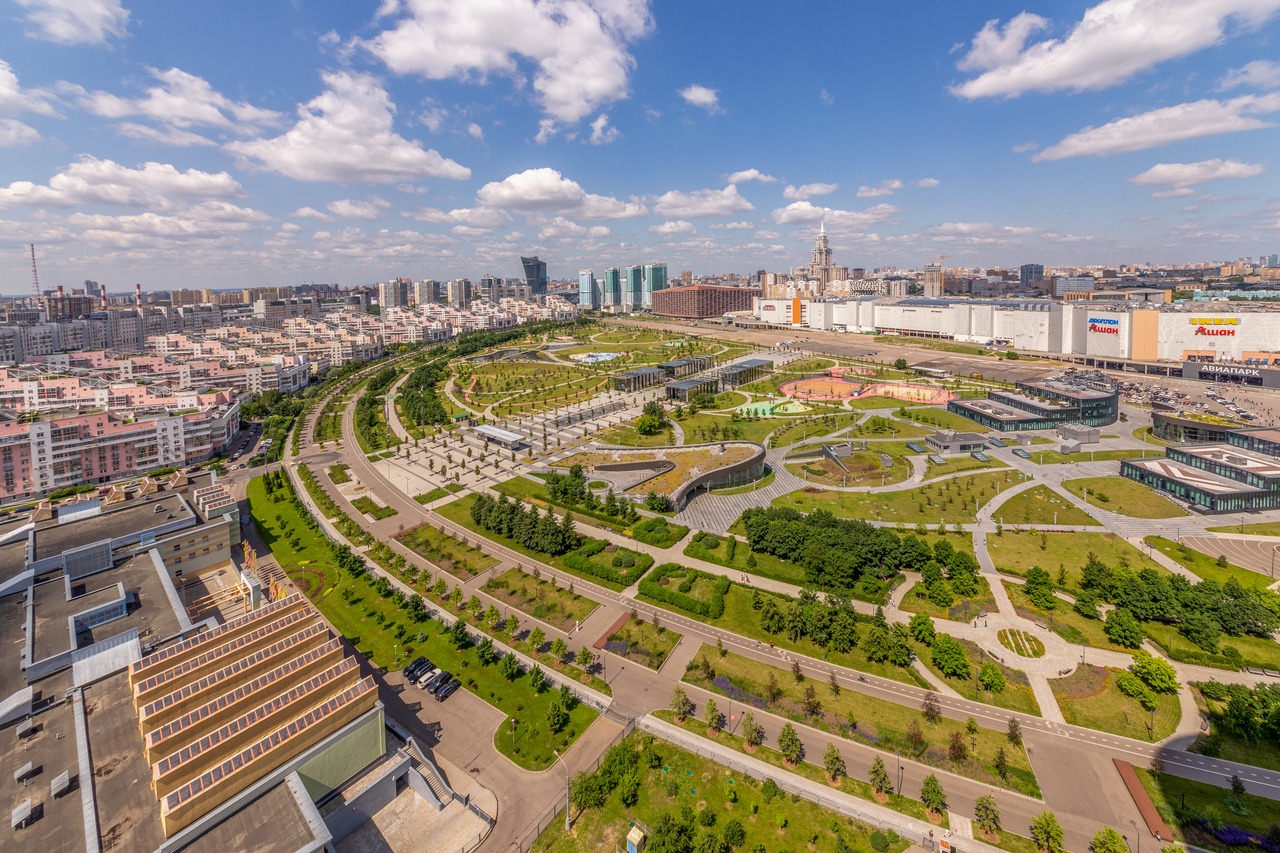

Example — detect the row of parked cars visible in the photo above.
[402,656,461,701]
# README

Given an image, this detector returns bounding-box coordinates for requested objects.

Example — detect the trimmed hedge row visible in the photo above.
[562,543,654,587]
[639,563,729,619]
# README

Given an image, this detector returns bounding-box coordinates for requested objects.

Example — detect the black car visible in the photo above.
[425,670,452,694]
[403,657,429,680]
[435,679,462,702]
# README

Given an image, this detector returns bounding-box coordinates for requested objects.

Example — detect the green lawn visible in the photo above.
[1062,477,1187,518]
[679,410,802,445]
[1145,621,1280,671]
[993,485,1099,527]
[436,495,652,591]
[328,464,351,484]
[774,472,1023,525]
[246,476,596,771]
[898,577,997,623]
[987,531,1166,595]
[394,522,497,579]
[683,532,809,587]
[605,615,682,670]
[1194,686,1280,773]
[997,630,1045,659]
[532,731,911,853]
[1048,665,1180,742]
[654,710,940,827]
[493,474,630,534]
[1136,767,1280,842]
[481,567,598,633]
[911,638,1041,717]
[1205,520,1280,535]
[1031,448,1162,465]
[630,515,690,549]
[685,646,1041,796]
[1144,536,1273,588]
[414,483,463,504]
[899,406,988,432]
[1133,426,1176,446]
[351,495,397,520]
[874,337,990,357]
[787,454,912,489]
[768,412,917,449]
[922,454,1007,479]
[1002,582,1131,654]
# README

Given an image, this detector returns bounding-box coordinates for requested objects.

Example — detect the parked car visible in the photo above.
[403,656,428,680]
[424,670,452,694]
[415,667,440,688]
[435,679,462,702]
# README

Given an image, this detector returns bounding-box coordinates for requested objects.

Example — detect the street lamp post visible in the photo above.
[1130,820,1141,853]
[554,749,571,832]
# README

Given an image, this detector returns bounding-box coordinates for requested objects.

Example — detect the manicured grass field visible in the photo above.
[987,530,1165,594]
[899,406,988,431]
[531,731,911,853]
[1002,582,1129,653]
[993,485,1098,527]
[922,454,1007,479]
[1048,665,1180,741]
[786,454,912,488]
[1132,426,1176,446]
[685,646,1041,796]
[1205,520,1280,535]
[604,616,682,670]
[911,638,1041,717]
[1145,621,1280,671]
[1194,686,1280,772]
[436,495,652,591]
[351,495,397,520]
[481,567,598,633]
[774,471,1022,525]
[680,411,802,445]
[394,522,497,579]
[1032,448,1162,465]
[597,418,677,447]
[1135,767,1280,843]
[414,483,463,504]
[493,474,629,534]
[1062,476,1187,518]
[898,577,997,623]
[653,710,940,826]
[328,464,351,484]
[1144,536,1272,588]
[683,531,809,587]
[246,476,596,771]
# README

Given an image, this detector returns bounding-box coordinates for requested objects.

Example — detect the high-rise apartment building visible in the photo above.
[578,269,600,309]
[681,270,694,285]
[412,279,439,306]
[625,265,643,311]
[446,278,471,308]
[921,264,943,298]
[377,278,410,311]
[520,256,548,295]
[603,267,621,308]
[642,263,668,308]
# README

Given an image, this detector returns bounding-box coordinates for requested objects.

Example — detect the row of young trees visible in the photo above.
[469,493,580,556]
[353,365,402,451]
[755,590,914,667]
[544,463,643,523]
[740,507,977,591]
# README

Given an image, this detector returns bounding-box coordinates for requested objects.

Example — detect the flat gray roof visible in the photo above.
[180,778,325,853]
[86,673,167,852]
[0,674,83,853]
[473,423,523,444]
[34,493,193,561]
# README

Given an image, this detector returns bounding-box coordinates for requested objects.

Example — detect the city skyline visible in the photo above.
[1,0,1279,293]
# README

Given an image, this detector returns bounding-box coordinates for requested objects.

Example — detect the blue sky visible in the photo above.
[1,0,1279,294]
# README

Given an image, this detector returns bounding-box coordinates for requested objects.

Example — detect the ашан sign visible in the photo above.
[1088,317,1119,334]
[1192,316,1238,337]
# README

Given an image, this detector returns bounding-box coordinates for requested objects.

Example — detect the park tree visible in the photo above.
[920,774,947,813]
[577,646,594,668]
[907,719,926,753]
[1030,812,1065,853]
[528,664,546,692]
[705,698,725,732]
[994,746,1009,778]
[922,691,942,723]
[546,701,568,734]
[894,358,909,370]
[1091,827,1127,853]
[1007,717,1023,745]
[979,662,1006,693]
[672,687,694,721]
[868,756,893,795]
[475,637,498,666]
[528,627,546,651]
[908,612,936,645]
[550,637,569,660]
[931,635,972,679]
[974,795,1001,836]
[723,818,746,849]
[803,683,822,718]
[1130,650,1180,693]
[823,743,847,781]
[830,608,859,653]
[1024,567,1056,610]
[948,731,968,762]
[499,652,521,681]
[649,812,695,853]
[1104,608,1145,648]
[741,713,764,747]
[777,722,804,764]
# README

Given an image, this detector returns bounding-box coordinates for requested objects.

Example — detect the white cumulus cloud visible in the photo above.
[467,122,484,140]
[538,217,610,239]
[953,0,1280,99]
[408,207,514,229]
[361,0,654,125]
[589,113,620,145]
[327,197,392,220]
[0,119,40,147]
[914,177,941,188]
[226,71,470,184]
[771,201,897,229]
[783,182,838,200]
[856,179,904,199]
[1129,159,1264,194]
[475,168,646,220]
[15,0,129,45]
[1035,93,1280,160]
[653,185,752,218]
[290,206,335,221]
[76,67,281,134]
[1219,59,1280,90]
[0,156,244,209]
[650,220,695,235]
[679,84,720,112]
[726,169,776,184]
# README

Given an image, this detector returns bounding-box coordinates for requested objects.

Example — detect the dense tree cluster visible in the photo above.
[756,587,887,658]
[1200,680,1280,745]
[1079,552,1279,654]
[397,357,450,428]
[543,464,641,523]
[569,743,640,810]
[469,493,580,556]
[741,507,975,591]
[353,366,402,451]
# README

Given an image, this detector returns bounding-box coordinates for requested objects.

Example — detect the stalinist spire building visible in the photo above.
[796,221,848,295]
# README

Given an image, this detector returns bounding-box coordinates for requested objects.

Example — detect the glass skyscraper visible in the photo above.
[603,267,621,307]
[625,265,643,311]
[578,269,599,309]
[520,256,548,295]
[642,263,668,309]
